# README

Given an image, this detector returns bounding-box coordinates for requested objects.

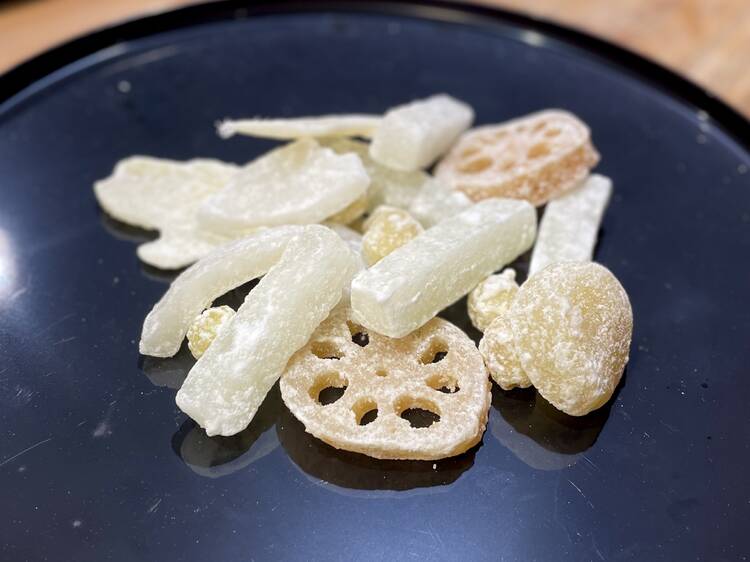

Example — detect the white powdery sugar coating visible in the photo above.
[478,314,531,390]
[176,226,355,437]
[435,110,599,206]
[351,198,537,338]
[361,206,424,266]
[467,268,519,332]
[217,115,381,140]
[408,177,473,228]
[139,225,306,358]
[93,156,239,269]
[529,174,613,275]
[186,305,235,359]
[369,94,474,171]
[280,307,491,460]
[322,138,430,211]
[198,138,369,235]
[510,262,633,416]
[323,223,366,303]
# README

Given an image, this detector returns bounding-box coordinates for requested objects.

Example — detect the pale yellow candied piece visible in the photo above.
[176,226,355,436]
[478,314,531,391]
[217,115,381,140]
[186,306,235,359]
[361,206,423,266]
[510,262,633,416]
[280,306,491,460]
[467,268,519,332]
[327,193,368,225]
[351,198,536,338]
[436,110,600,206]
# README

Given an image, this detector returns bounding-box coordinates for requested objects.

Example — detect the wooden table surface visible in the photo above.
[1,0,749,117]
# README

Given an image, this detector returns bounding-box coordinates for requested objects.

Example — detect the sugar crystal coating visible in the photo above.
[408,177,473,228]
[198,138,369,235]
[436,110,600,206]
[478,314,531,390]
[280,307,491,460]
[140,226,306,358]
[94,156,239,269]
[217,115,381,140]
[468,268,519,332]
[370,94,474,171]
[529,174,612,275]
[186,306,235,359]
[351,198,536,338]
[361,206,424,266]
[176,226,355,436]
[510,262,633,416]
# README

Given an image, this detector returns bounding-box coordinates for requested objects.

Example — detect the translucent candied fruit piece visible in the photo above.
[186,306,235,359]
[510,262,633,416]
[467,268,519,332]
[370,94,474,171]
[478,314,531,390]
[529,174,612,275]
[361,206,424,266]
[327,193,368,225]
[217,115,381,140]
[408,177,473,228]
[351,198,536,338]
[198,138,369,235]
[176,226,355,436]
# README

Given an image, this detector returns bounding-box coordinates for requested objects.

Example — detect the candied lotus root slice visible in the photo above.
[511,262,633,416]
[435,110,600,206]
[280,307,491,460]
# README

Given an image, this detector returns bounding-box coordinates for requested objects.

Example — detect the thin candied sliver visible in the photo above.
[529,174,612,275]
[176,226,354,437]
[217,115,381,140]
[139,225,306,358]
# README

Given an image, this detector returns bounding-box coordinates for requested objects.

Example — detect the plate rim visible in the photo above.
[0,0,748,150]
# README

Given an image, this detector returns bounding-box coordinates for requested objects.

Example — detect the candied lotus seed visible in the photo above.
[478,314,531,390]
[187,306,235,359]
[510,262,633,416]
[468,268,519,332]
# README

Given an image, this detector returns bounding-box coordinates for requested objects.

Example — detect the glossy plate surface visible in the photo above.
[1,2,749,560]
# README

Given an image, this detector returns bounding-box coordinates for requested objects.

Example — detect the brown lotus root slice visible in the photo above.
[280,307,491,460]
[435,110,600,206]
[510,262,633,416]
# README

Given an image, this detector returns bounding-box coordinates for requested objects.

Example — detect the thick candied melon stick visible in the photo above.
[529,174,612,275]
[217,115,381,140]
[369,94,474,171]
[176,226,354,436]
[408,177,473,228]
[351,199,536,338]
[139,226,305,358]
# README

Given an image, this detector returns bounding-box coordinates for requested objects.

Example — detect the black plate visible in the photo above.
[1,1,749,560]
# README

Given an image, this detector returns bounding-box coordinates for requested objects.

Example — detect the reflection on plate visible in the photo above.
[490,377,618,470]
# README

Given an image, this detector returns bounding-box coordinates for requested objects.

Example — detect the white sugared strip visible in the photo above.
[529,174,612,275]
[139,226,305,358]
[350,198,537,338]
[176,226,354,436]
[217,115,381,140]
[369,94,474,171]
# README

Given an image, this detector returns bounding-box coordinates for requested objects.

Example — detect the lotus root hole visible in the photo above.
[460,146,480,158]
[310,340,344,360]
[375,368,388,377]
[395,396,441,428]
[353,398,379,426]
[419,339,449,364]
[457,156,492,174]
[310,372,348,405]
[346,321,369,347]
[426,373,460,394]
[532,121,546,133]
[527,142,551,159]
[544,127,561,138]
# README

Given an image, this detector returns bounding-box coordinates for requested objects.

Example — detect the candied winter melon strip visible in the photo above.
[217,115,381,140]
[351,198,537,338]
[176,226,354,436]
[198,138,369,235]
[408,177,473,228]
[369,94,474,171]
[529,174,612,275]
[139,226,306,358]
